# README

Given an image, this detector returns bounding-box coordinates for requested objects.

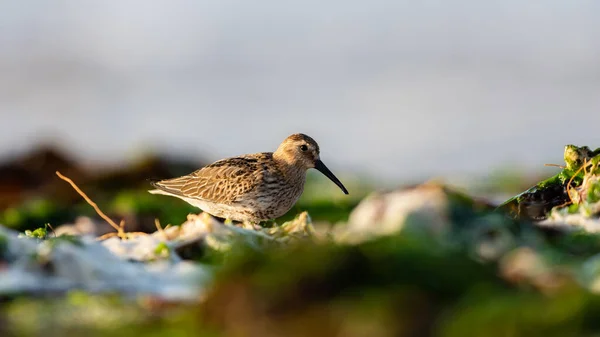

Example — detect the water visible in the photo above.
[1,1,600,182]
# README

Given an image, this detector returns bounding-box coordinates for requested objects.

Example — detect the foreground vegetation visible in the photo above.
[2,145,600,336]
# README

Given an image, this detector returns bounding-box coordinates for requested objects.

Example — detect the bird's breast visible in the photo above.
[246,174,305,219]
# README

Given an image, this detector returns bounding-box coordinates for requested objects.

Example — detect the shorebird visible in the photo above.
[148,133,348,224]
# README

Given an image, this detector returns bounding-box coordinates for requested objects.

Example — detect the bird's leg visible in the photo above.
[210,214,228,224]
[239,220,263,231]
[239,221,254,230]
[263,220,277,228]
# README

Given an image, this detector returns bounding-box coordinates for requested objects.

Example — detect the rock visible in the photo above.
[333,184,453,244]
[540,214,600,232]
[499,247,569,294]
[0,224,211,300]
[331,183,521,263]
[54,216,108,237]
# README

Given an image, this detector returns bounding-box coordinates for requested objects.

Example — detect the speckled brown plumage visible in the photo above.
[148,133,348,223]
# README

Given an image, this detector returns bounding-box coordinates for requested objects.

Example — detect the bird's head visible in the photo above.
[275,133,348,195]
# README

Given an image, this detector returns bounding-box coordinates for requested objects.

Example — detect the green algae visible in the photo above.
[200,231,600,337]
[1,198,71,232]
[45,234,83,248]
[1,292,211,337]
[153,242,171,258]
[23,225,49,240]
[587,179,600,204]
[0,233,7,258]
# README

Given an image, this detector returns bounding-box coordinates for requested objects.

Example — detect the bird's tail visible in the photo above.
[146,177,189,197]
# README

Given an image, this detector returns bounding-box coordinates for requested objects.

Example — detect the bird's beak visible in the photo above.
[314,159,349,195]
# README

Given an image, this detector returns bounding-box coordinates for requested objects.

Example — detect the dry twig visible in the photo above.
[155,218,168,240]
[46,223,57,238]
[55,171,127,240]
[566,160,587,205]
[544,163,565,168]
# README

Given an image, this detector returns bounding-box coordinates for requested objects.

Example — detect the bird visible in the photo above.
[148,133,349,225]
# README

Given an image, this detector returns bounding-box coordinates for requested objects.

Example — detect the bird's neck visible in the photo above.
[272,152,306,184]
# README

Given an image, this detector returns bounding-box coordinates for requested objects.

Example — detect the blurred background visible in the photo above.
[2,0,599,184]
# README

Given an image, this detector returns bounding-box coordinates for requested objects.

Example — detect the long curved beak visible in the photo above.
[314,159,349,195]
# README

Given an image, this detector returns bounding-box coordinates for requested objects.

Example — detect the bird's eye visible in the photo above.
[300,145,309,152]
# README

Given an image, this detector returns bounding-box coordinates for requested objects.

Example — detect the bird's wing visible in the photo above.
[150,154,268,204]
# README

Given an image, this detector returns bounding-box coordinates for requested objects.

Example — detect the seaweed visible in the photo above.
[499,145,600,220]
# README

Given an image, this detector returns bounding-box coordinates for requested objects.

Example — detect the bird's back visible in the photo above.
[151,152,273,204]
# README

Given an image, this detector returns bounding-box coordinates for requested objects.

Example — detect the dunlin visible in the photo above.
[149,133,348,224]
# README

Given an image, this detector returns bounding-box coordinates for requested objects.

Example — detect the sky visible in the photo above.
[1,1,600,182]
